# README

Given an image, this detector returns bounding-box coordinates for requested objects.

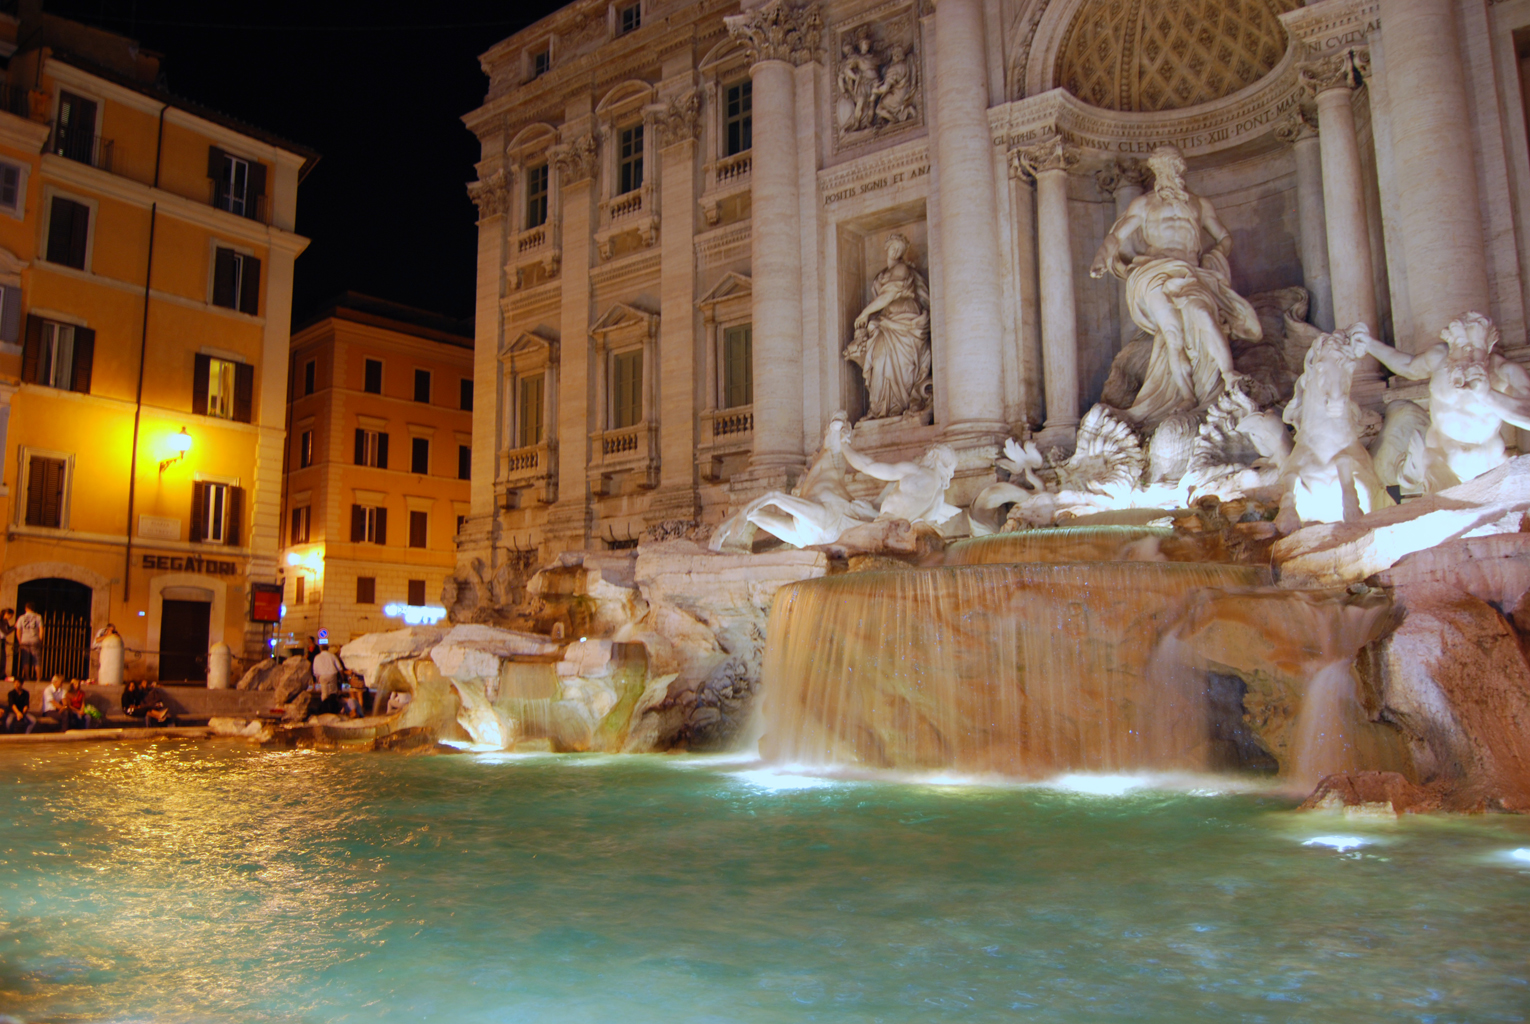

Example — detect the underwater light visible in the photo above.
[383,603,448,625]
[1302,835,1372,852]
[1046,774,1148,796]
[729,769,837,792]
[1509,848,1530,863]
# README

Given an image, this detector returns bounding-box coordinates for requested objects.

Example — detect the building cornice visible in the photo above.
[0,109,49,154]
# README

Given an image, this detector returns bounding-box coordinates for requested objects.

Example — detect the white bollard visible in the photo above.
[98,633,124,686]
[207,642,232,689]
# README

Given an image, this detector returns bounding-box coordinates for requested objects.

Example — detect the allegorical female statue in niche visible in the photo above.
[846,233,932,420]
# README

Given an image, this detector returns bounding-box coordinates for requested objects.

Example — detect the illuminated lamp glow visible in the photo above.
[1302,835,1372,852]
[383,602,448,625]
[169,428,193,453]
[286,552,301,566]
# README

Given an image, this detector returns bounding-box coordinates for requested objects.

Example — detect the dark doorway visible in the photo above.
[15,577,91,680]
[159,599,211,683]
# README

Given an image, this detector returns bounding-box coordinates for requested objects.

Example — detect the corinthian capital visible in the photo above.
[466,170,508,220]
[1273,105,1319,145]
[1011,133,1080,181]
[1093,157,1149,197]
[552,133,598,183]
[724,1,823,66]
[1299,46,1369,95]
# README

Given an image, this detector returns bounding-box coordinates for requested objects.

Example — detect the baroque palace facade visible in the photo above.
[460,0,1530,577]
[0,9,314,680]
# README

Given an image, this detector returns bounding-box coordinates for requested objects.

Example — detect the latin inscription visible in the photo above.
[824,163,929,206]
[998,88,1302,157]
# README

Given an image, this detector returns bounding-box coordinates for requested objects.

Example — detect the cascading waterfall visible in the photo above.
[760,560,1270,775]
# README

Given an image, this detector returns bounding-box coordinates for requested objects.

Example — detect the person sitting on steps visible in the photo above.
[4,677,35,734]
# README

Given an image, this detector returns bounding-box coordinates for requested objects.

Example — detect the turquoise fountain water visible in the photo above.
[2,740,1529,1022]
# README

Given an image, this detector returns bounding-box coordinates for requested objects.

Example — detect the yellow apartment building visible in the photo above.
[281,293,474,648]
[0,10,315,680]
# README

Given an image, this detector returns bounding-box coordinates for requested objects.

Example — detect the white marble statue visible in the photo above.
[709,413,867,551]
[1089,144,1263,428]
[845,233,932,420]
[1275,325,1394,532]
[1360,313,1530,493]
[840,436,961,526]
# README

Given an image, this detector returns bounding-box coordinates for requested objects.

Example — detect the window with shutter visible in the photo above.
[294,576,305,605]
[525,163,549,228]
[0,285,21,344]
[356,576,376,604]
[226,487,243,546]
[213,247,258,312]
[233,362,254,422]
[411,437,429,474]
[24,455,66,528]
[460,378,474,411]
[413,369,431,403]
[611,350,642,428]
[354,429,386,468]
[46,197,88,269]
[290,505,310,544]
[407,579,427,605]
[350,505,386,543]
[723,324,753,408]
[34,321,75,390]
[196,482,230,543]
[303,359,316,396]
[350,503,365,542]
[409,510,427,549]
[364,359,382,394]
[518,374,543,445]
[190,482,207,542]
[205,357,236,418]
[0,163,23,215]
[458,444,472,481]
[68,328,93,395]
[239,256,260,315]
[299,430,313,468]
[55,93,97,165]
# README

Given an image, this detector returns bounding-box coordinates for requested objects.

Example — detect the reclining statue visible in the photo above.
[1360,312,1530,492]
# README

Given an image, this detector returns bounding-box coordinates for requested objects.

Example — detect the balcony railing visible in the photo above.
[602,427,640,456]
[714,151,751,184]
[517,225,547,254]
[52,126,113,172]
[208,181,270,224]
[608,189,644,221]
[712,408,753,438]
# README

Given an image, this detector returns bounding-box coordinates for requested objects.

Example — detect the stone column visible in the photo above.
[1094,158,1148,346]
[1275,109,1334,332]
[652,89,702,530]
[1378,0,1489,349]
[726,1,821,484]
[1301,49,1378,335]
[1015,135,1081,442]
[931,0,1007,440]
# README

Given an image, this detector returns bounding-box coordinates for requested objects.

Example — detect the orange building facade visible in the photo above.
[0,11,315,680]
[281,295,474,647]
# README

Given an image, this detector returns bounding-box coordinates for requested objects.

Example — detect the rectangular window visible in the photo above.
[0,163,22,215]
[723,324,753,408]
[460,378,474,411]
[303,359,316,396]
[725,79,753,156]
[192,353,253,422]
[208,147,266,220]
[24,455,66,528]
[518,374,544,446]
[294,575,306,605]
[458,444,472,481]
[0,285,19,343]
[46,196,89,269]
[619,2,641,34]
[36,321,74,390]
[407,579,427,606]
[409,510,428,549]
[413,368,431,403]
[299,430,313,468]
[411,436,430,474]
[349,504,387,545]
[191,481,243,545]
[611,349,643,429]
[55,92,97,165]
[532,48,551,78]
[205,357,236,419]
[364,358,383,394]
[525,162,549,228]
[23,317,95,394]
[212,247,261,315]
[356,576,376,604]
[290,504,310,544]
[618,124,644,195]
[353,429,389,469]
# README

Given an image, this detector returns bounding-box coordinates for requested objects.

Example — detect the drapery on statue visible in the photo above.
[845,233,932,420]
[1089,144,1263,428]
[1360,312,1530,493]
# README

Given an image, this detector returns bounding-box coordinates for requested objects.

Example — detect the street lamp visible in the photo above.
[159,427,192,472]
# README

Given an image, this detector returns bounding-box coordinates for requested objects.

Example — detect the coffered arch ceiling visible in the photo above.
[1050,0,1300,112]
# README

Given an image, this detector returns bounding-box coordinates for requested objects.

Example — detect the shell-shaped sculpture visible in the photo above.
[1146,412,1200,483]
[1056,405,1146,495]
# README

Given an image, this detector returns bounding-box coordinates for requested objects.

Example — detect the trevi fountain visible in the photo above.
[5,0,1530,1020]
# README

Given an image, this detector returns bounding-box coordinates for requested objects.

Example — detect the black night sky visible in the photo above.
[40,0,568,323]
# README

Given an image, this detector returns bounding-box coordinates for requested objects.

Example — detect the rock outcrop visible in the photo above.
[235,654,312,705]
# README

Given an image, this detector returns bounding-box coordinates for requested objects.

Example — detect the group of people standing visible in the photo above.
[0,604,46,681]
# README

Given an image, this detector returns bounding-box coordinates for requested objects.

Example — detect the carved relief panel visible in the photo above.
[832,5,923,152]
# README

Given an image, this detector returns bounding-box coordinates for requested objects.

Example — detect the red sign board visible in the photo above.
[250,582,283,623]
